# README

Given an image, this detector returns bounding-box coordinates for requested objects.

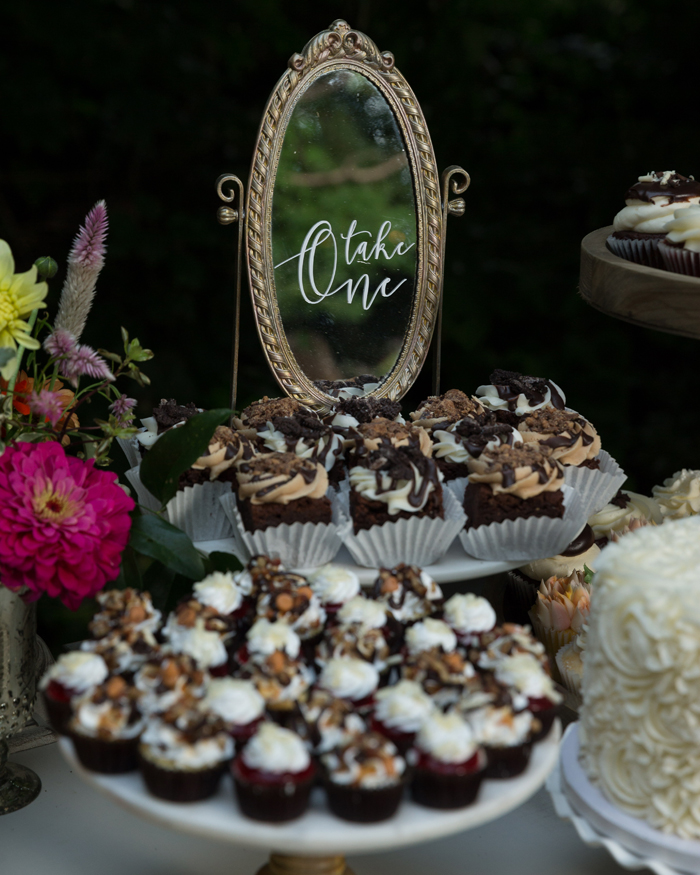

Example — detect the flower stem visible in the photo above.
[6,309,39,396]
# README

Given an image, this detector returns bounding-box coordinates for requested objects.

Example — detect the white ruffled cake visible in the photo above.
[579,516,700,839]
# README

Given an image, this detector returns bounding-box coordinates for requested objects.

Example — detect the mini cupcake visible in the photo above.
[493,652,562,742]
[134,653,208,716]
[232,722,316,822]
[608,171,700,268]
[300,689,366,754]
[659,204,700,276]
[371,679,434,754]
[321,732,406,822]
[316,597,396,674]
[255,581,326,644]
[409,389,486,434]
[475,370,566,418]
[80,626,160,677]
[69,675,145,773]
[370,564,443,625]
[180,426,256,491]
[120,398,200,466]
[306,565,361,615]
[432,418,523,481]
[317,657,380,712]
[40,651,109,734]
[138,702,234,802]
[402,619,475,706]
[200,677,266,750]
[462,703,534,779]
[88,588,162,640]
[442,593,497,645]
[162,603,231,676]
[555,624,587,698]
[410,711,486,809]
[470,623,548,671]
[527,572,591,671]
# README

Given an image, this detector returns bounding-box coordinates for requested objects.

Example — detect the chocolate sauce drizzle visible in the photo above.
[625,172,700,204]
[451,419,518,458]
[361,445,441,509]
[489,369,565,411]
[265,414,338,467]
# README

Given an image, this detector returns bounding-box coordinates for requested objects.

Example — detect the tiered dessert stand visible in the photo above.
[60,722,561,875]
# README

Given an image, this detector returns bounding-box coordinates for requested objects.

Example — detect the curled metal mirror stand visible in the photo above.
[216,21,469,412]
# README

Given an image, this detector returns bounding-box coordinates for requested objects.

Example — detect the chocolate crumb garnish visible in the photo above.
[241,396,318,429]
[331,396,402,424]
[521,408,594,448]
[314,374,380,397]
[238,452,320,497]
[475,443,559,488]
[153,399,200,433]
[610,490,630,509]
[451,419,519,458]
[413,389,484,424]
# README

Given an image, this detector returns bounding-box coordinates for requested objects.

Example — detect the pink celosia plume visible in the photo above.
[109,394,136,426]
[29,389,65,426]
[43,328,77,359]
[54,200,108,340]
[59,343,114,387]
[0,442,134,609]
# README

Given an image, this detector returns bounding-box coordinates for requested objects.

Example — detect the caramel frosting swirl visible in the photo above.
[352,418,432,457]
[409,389,485,431]
[237,452,328,505]
[518,408,601,467]
[191,426,255,480]
[467,444,564,499]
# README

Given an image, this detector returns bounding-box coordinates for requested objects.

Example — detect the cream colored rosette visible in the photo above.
[588,489,661,539]
[518,408,601,468]
[220,454,350,568]
[459,445,586,561]
[652,468,700,520]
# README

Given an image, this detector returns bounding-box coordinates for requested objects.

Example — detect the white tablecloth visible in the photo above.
[2,742,627,875]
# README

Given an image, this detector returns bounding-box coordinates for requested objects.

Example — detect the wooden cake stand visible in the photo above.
[59,722,561,875]
[580,226,700,339]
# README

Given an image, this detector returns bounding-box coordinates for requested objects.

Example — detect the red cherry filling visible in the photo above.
[415,750,482,776]
[370,717,415,753]
[46,680,74,703]
[210,662,230,678]
[232,756,315,786]
[527,696,555,713]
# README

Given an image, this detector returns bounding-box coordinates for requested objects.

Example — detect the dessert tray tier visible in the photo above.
[548,723,700,875]
[580,226,700,340]
[59,722,560,856]
[193,539,522,586]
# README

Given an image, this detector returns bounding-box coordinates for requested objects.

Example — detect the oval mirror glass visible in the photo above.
[271,69,416,387]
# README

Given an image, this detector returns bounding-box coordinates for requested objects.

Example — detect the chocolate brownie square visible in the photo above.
[463,481,564,529]
[238,495,332,532]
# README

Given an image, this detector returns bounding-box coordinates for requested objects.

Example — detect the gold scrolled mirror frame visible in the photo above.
[218,19,468,411]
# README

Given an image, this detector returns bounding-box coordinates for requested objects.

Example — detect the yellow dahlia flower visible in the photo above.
[0,239,48,378]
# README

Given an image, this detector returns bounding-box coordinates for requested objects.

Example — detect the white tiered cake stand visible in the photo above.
[59,721,560,875]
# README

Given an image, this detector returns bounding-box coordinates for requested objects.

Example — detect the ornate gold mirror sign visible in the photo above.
[218,20,468,410]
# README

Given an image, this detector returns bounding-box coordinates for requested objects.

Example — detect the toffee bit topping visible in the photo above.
[241,396,318,429]
[474,443,560,488]
[413,389,485,423]
[153,399,200,432]
[521,408,584,434]
[330,396,402,423]
[238,451,319,482]
[357,419,419,443]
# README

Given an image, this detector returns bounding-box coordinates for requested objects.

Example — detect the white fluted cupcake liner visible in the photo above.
[563,449,626,519]
[446,476,469,506]
[335,485,466,568]
[459,484,585,562]
[117,435,143,469]
[606,234,664,269]
[658,240,700,277]
[166,480,235,541]
[555,642,583,700]
[124,466,162,513]
[528,610,578,672]
[219,491,351,568]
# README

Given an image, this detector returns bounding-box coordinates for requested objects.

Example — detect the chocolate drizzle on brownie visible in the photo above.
[489,369,565,411]
[238,452,320,497]
[265,415,338,467]
[329,396,402,424]
[475,444,560,488]
[521,409,594,448]
[362,445,441,509]
[625,171,700,204]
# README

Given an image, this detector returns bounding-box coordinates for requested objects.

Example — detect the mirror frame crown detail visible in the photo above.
[245,19,459,410]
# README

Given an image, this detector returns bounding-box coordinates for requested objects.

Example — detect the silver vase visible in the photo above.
[0,585,42,814]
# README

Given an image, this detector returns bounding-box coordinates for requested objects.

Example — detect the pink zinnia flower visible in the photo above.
[0,442,134,609]
[29,389,64,426]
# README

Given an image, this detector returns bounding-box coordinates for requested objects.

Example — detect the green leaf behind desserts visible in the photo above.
[129,513,205,580]
[139,408,231,505]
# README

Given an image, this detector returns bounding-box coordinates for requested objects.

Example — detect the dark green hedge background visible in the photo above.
[4,0,699,640]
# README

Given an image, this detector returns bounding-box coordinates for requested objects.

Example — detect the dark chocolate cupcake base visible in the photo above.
[411,765,484,809]
[324,779,404,822]
[139,752,225,802]
[484,742,532,779]
[232,760,315,822]
[70,730,140,774]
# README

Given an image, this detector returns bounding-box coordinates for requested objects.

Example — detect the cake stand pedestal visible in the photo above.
[58,722,560,875]
[580,226,700,339]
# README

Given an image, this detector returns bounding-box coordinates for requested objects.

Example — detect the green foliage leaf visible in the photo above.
[583,565,595,585]
[139,408,231,505]
[114,545,143,590]
[126,337,154,362]
[129,513,205,580]
[205,552,243,575]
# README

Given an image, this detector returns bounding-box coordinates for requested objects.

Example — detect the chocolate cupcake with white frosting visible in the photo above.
[88,588,162,640]
[370,564,443,625]
[442,593,497,646]
[40,651,109,734]
[199,677,266,750]
[306,565,361,616]
[461,702,534,779]
[134,653,208,717]
[370,679,434,754]
[608,171,700,268]
[299,689,366,755]
[322,732,406,822]
[138,700,233,801]
[317,657,380,713]
[402,619,476,707]
[232,722,316,822]
[316,596,397,674]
